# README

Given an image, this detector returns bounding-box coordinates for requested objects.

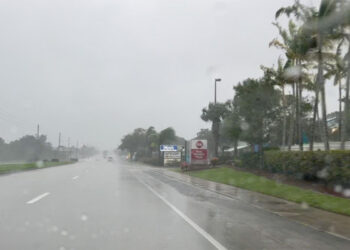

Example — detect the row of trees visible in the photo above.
[0,135,98,162]
[118,127,185,158]
[201,0,350,156]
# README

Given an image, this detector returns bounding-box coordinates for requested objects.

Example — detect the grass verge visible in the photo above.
[185,167,350,216]
[0,161,74,175]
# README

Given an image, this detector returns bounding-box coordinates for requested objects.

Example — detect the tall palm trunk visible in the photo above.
[288,83,296,150]
[298,60,303,151]
[317,33,330,151]
[212,121,220,157]
[341,38,350,149]
[310,78,319,151]
[338,76,342,141]
[335,40,344,142]
[296,78,300,149]
[282,84,287,149]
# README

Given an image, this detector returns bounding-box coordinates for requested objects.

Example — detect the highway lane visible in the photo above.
[0,158,349,250]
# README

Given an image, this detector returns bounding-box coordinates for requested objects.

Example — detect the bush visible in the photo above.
[240,150,350,186]
[217,155,233,164]
[240,152,260,169]
[210,157,219,166]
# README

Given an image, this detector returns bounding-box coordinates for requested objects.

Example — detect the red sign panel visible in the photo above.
[191,149,208,160]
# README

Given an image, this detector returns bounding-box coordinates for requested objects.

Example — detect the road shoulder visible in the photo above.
[157,167,350,241]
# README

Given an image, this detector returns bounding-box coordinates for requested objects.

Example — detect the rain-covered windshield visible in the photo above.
[1,0,350,249]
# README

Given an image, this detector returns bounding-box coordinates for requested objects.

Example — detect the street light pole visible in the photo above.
[214,78,221,104]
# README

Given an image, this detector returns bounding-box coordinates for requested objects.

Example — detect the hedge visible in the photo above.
[239,150,350,186]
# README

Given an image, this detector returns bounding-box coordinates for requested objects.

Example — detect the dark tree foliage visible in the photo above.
[234,78,281,147]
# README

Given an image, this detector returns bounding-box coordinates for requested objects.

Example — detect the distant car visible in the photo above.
[107,156,113,162]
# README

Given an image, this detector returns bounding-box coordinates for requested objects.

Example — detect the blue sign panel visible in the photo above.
[160,145,178,152]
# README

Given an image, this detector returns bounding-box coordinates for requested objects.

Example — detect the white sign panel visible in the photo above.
[164,151,181,159]
[191,140,208,149]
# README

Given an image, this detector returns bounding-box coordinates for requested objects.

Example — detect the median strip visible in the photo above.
[0,162,74,175]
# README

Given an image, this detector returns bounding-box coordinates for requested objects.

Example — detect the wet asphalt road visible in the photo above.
[0,159,349,250]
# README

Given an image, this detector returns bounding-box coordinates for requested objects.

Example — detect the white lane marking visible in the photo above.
[72,176,79,180]
[26,192,50,204]
[136,177,227,250]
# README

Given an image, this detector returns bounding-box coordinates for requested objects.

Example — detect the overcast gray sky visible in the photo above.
[1,0,334,149]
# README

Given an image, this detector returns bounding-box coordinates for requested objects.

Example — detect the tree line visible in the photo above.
[0,135,98,162]
[201,0,350,156]
[118,127,186,159]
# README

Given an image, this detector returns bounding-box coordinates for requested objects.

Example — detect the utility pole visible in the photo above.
[214,78,221,104]
[67,137,71,160]
[58,132,61,149]
[55,132,61,160]
[213,78,221,157]
[36,124,40,139]
[76,140,79,159]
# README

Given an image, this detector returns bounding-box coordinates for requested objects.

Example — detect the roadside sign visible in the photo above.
[163,151,181,166]
[160,145,178,152]
[191,140,207,149]
[191,149,208,160]
[190,140,208,165]
[164,151,181,159]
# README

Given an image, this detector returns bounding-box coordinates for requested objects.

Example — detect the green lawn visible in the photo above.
[185,167,350,216]
[0,161,74,175]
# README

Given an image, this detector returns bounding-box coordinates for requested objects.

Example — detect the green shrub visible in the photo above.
[211,157,219,166]
[217,155,233,164]
[240,152,260,169]
[240,150,350,186]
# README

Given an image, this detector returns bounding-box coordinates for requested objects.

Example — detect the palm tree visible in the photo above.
[341,35,350,148]
[312,0,338,151]
[275,0,340,151]
[270,22,298,150]
[324,38,346,141]
[261,58,289,148]
[201,102,230,157]
[310,3,350,148]
[270,17,315,151]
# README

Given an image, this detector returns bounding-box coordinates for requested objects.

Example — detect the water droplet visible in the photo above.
[36,161,44,168]
[334,185,342,193]
[301,202,309,210]
[316,168,328,179]
[283,65,302,81]
[80,214,88,221]
[343,189,350,197]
